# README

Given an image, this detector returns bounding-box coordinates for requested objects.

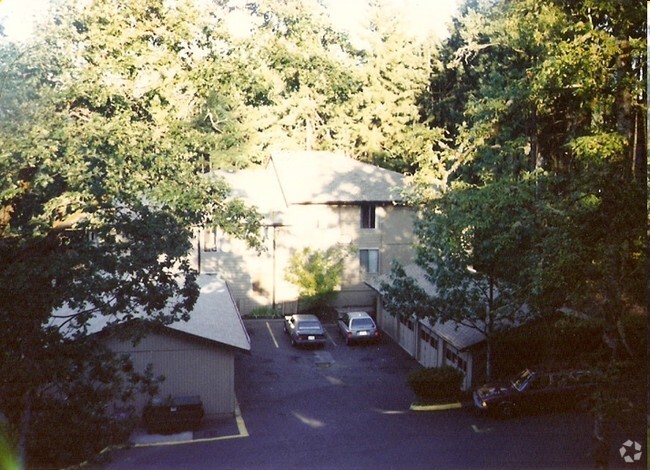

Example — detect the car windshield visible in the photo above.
[298,321,321,330]
[511,369,533,392]
[351,318,374,329]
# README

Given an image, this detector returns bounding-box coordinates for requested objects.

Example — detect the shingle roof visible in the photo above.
[269,151,406,204]
[215,167,286,214]
[54,275,251,352]
[172,275,251,352]
[365,264,486,351]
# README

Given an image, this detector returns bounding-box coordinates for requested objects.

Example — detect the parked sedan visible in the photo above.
[283,314,327,348]
[473,368,596,418]
[337,311,380,345]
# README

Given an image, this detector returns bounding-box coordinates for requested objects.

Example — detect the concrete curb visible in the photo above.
[410,400,475,412]
[410,402,463,411]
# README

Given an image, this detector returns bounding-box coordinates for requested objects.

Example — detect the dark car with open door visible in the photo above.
[473,368,596,418]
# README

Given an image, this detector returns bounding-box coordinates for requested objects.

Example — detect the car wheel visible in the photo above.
[498,402,515,419]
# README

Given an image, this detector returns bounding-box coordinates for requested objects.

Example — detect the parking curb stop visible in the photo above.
[409,402,463,412]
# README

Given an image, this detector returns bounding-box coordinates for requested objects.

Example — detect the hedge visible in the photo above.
[407,366,464,401]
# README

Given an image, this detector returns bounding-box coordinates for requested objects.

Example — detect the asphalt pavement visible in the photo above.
[104,319,646,469]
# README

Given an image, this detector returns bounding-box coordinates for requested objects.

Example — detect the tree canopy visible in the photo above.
[381,0,646,387]
[410,0,646,359]
[0,0,262,466]
[0,0,645,466]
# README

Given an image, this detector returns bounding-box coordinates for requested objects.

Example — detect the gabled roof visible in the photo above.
[269,151,406,204]
[215,167,286,214]
[53,275,251,353]
[170,275,250,352]
[215,151,407,214]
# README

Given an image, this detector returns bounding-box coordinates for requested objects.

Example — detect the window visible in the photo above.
[360,204,376,229]
[203,228,219,252]
[399,315,414,330]
[359,249,379,274]
[420,329,439,349]
[444,345,467,372]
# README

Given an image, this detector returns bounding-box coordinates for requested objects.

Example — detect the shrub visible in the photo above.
[407,366,464,402]
[492,314,606,378]
[248,306,283,318]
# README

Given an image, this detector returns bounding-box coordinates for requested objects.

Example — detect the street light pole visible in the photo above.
[272,224,277,312]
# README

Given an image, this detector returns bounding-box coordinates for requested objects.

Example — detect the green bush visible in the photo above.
[492,314,606,378]
[248,306,283,318]
[407,366,464,402]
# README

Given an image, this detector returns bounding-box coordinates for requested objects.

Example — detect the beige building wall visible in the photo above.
[103,331,236,417]
[192,203,416,315]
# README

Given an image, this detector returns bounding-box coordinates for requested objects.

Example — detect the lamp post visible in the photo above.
[271,222,278,312]
[263,218,284,313]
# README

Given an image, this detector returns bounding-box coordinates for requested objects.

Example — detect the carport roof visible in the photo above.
[365,264,486,351]
[53,275,251,352]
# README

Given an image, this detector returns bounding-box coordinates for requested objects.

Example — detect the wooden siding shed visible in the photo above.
[89,275,250,418]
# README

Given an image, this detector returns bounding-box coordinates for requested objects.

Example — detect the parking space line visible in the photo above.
[326,329,338,347]
[266,321,279,348]
[234,399,249,438]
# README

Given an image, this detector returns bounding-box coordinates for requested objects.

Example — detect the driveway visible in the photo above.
[106,319,642,469]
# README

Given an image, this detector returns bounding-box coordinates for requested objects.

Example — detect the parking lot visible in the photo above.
[106,319,642,469]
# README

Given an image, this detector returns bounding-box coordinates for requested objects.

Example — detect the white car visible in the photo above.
[337,311,380,345]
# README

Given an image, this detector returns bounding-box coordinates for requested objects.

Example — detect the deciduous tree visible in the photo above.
[0,0,261,466]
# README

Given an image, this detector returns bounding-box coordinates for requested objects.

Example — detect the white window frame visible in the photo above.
[359,248,379,274]
[203,227,219,252]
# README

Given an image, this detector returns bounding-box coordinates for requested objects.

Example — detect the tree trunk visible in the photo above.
[593,409,611,469]
[18,389,33,468]
[485,277,495,382]
[614,40,634,182]
[485,337,493,382]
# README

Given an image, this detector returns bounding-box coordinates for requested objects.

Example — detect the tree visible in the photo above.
[415,178,537,381]
[0,0,261,466]
[379,262,433,322]
[191,0,442,173]
[415,0,646,464]
[284,246,351,312]
[416,0,645,360]
[347,0,443,172]
[195,0,363,164]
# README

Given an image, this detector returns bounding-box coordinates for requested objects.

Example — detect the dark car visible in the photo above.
[337,311,380,345]
[283,314,327,348]
[473,368,596,418]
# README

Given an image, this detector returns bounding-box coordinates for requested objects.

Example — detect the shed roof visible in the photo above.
[172,275,251,352]
[54,275,251,352]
